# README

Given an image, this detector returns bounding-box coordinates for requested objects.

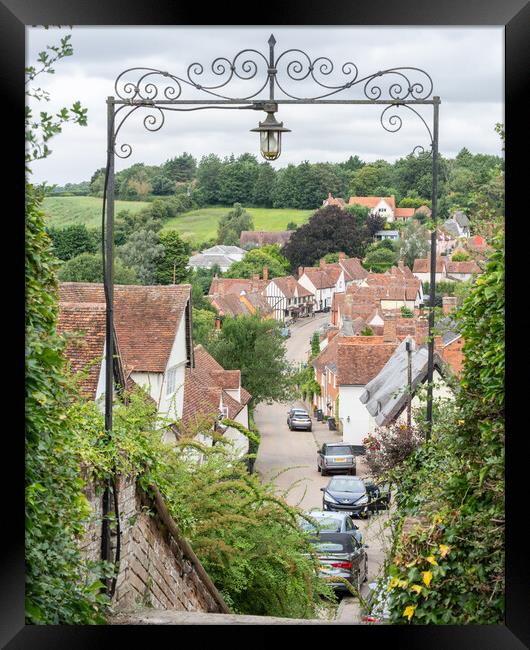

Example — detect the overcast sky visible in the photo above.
[27,26,504,185]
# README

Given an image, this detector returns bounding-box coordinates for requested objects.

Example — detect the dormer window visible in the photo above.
[166,366,176,396]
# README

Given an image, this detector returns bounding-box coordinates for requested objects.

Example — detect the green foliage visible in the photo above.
[380,234,504,624]
[163,153,197,183]
[25,35,87,165]
[348,160,394,196]
[360,326,373,336]
[26,182,109,624]
[117,228,164,284]
[207,314,293,405]
[401,305,414,318]
[217,203,255,246]
[399,219,430,269]
[156,230,190,284]
[310,332,320,359]
[224,246,289,280]
[451,251,470,262]
[192,307,216,346]
[47,223,98,261]
[363,247,398,273]
[58,252,138,284]
[286,221,298,231]
[292,364,321,403]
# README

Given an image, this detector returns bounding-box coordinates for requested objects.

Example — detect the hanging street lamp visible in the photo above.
[250,102,291,160]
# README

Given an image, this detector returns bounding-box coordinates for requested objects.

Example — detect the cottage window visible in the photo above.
[166,366,177,396]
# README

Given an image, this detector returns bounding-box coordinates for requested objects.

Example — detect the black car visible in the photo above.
[321,476,370,518]
[308,532,368,594]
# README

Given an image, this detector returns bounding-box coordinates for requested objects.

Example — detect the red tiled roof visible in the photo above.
[348,196,396,210]
[208,294,249,317]
[270,275,312,298]
[337,338,398,385]
[239,231,293,246]
[58,283,191,374]
[208,277,267,296]
[446,260,481,274]
[301,267,340,289]
[412,258,445,274]
[394,207,415,218]
[57,302,106,399]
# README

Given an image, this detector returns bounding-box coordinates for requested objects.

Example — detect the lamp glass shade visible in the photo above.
[260,130,281,161]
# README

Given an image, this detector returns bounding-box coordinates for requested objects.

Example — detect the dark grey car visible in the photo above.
[298,510,363,545]
[308,533,369,594]
[321,476,370,518]
[317,442,356,475]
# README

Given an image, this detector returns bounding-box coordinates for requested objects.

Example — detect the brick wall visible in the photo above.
[80,473,228,615]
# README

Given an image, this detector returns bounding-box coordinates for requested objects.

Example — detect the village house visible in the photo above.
[239,230,293,249]
[413,255,482,283]
[264,275,314,322]
[58,283,194,443]
[374,229,400,241]
[324,193,419,223]
[188,244,245,273]
[297,259,346,311]
[412,256,448,283]
[207,271,272,323]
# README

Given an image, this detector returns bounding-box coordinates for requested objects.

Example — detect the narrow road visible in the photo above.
[254,314,391,623]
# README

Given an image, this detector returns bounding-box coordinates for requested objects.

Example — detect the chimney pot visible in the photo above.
[442,296,457,315]
[319,259,326,269]
[298,266,304,278]
[338,252,346,261]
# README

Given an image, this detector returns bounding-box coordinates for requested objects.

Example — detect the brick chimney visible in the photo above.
[263,266,269,282]
[383,314,397,342]
[252,273,260,281]
[298,266,304,278]
[442,296,457,315]
[319,259,326,269]
[338,252,346,261]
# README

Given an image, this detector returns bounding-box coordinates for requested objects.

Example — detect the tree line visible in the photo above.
[51,144,504,220]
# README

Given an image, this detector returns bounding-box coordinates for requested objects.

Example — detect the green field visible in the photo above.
[42,196,150,229]
[42,197,313,243]
[163,207,312,243]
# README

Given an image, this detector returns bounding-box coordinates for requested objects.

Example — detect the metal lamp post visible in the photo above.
[101,32,440,582]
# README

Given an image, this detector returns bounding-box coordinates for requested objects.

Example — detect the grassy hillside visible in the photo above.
[163,206,313,243]
[42,197,313,242]
[42,196,150,229]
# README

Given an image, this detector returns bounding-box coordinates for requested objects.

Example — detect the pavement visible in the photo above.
[253,313,392,624]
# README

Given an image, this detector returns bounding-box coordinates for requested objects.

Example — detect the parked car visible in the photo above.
[280,327,291,338]
[320,476,370,518]
[287,408,312,431]
[364,480,392,513]
[298,510,363,545]
[307,531,369,594]
[317,442,356,476]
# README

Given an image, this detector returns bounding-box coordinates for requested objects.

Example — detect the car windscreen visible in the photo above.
[300,517,342,533]
[293,413,310,419]
[328,478,365,493]
[325,446,353,455]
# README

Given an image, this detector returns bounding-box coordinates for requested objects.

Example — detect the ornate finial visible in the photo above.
[268,34,276,46]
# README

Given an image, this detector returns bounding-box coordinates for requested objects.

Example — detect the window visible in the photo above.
[166,366,177,396]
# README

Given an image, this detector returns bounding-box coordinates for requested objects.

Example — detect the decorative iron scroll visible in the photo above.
[111,36,435,158]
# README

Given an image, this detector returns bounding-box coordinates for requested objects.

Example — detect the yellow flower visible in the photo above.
[422,571,433,587]
[397,579,409,589]
[426,555,438,566]
[433,514,443,525]
[387,577,399,591]
[458,419,465,425]
[439,544,450,558]
[403,605,416,621]
[411,584,423,594]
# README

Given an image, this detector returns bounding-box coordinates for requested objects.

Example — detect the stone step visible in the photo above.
[111,609,345,625]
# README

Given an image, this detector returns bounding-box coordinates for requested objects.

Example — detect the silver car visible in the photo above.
[317,442,356,475]
[287,408,312,431]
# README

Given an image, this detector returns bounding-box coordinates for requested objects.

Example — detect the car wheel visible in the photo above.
[322,469,327,476]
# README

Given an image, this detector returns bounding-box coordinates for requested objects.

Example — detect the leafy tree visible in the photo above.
[224,248,288,279]
[340,154,365,173]
[151,174,175,195]
[117,228,164,284]
[323,252,340,263]
[207,314,293,405]
[217,154,260,205]
[89,168,106,196]
[281,205,377,269]
[451,251,470,262]
[47,224,98,261]
[310,332,320,358]
[348,160,394,196]
[360,326,373,336]
[163,153,196,182]
[217,203,254,246]
[156,230,190,284]
[399,219,430,269]
[196,154,223,204]
[192,307,216,346]
[363,247,398,273]
[392,151,448,200]
[252,162,276,207]
[58,252,138,284]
